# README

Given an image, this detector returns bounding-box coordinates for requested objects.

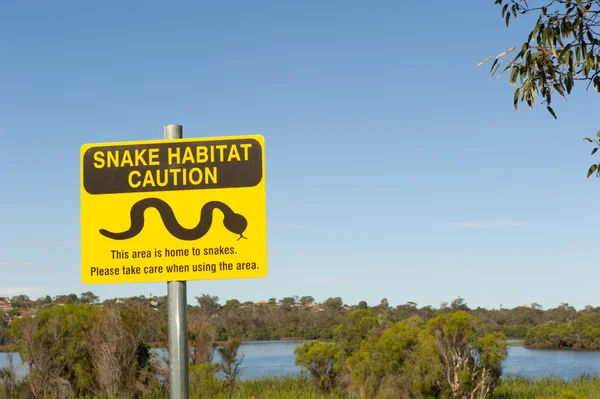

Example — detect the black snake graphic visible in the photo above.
[99,198,248,241]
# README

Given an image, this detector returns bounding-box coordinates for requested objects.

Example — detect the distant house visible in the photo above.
[0,303,13,312]
[255,300,268,305]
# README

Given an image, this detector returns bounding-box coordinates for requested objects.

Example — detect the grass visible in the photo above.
[68,377,351,399]
[227,376,600,398]
[96,375,600,399]
[493,375,600,398]
[227,376,348,399]
[3,373,600,398]
[506,340,525,347]
[226,375,600,399]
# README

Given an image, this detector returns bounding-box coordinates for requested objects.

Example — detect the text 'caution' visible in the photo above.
[82,137,263,195]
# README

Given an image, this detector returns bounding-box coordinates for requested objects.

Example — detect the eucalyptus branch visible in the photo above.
[484,0,600,178]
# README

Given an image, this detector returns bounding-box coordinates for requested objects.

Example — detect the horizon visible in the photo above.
[0,291,585,312]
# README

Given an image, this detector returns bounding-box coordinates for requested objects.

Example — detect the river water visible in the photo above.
[3,340,600,380]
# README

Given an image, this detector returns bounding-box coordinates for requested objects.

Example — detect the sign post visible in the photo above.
[164,124,189,399]
[80,126,267,398]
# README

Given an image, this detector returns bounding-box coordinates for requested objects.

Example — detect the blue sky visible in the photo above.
[1,1,599,310]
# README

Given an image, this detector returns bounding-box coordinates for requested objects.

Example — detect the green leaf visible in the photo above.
[518,42,529,58]
[514,88,521,110]
[586,56,593,76]
[568,51,575,73]
[592,148,598,155]
[577,0,585,11]
[559,43,573,61]
[496,64,511,79]
[547,106,557,119]
[489,58,499,72]
[565,73,573,93]
[596,130,600,138]
[587,164,597,178]
[510,67,519,86]
[584,138,594,142]
[490,61,501,77]
[478,56,494,66]
[553,83,565,97]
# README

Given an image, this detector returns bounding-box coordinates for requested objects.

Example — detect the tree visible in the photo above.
[531,302,543,310]
[196,294,220,316]
[80,291,99,304]
[396,302,419,321]
[346,317,443,399]
[188,308,216,365]
[300,296,315,306]
[0,351,21,398]
[10,295,30,309]
[480,0,600,176]
[322,297,344,312]
[335,309,381,357]
[279,296,296,311]
[428,311,508,399]
[11,302,154,398]
[379,298,390,310]
[218,339,244,398]
[294,340,339,393]
[358,300,368,309]
[55,293,79,304]
[224,299,241,309]
[451,296,470,312]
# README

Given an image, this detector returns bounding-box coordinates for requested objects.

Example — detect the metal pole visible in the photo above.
[164,124,189,399]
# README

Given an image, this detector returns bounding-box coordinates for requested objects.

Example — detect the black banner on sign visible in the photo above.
[82,138,263,195]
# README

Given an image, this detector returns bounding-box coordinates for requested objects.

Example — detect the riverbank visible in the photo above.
[147,337,310,349]
[0,345,11,353]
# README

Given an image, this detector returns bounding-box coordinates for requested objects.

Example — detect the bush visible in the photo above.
[11,301,155,398]
[346,317,442,399]
[189,362,223,399]
[294,340,340,393]
[428,311,508,399]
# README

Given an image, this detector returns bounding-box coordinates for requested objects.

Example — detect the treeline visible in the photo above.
[2,293,600,348]
[181,296,600,347]
[524,313,600,350]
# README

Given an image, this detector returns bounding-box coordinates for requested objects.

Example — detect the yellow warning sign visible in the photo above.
[80,135,267,284]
